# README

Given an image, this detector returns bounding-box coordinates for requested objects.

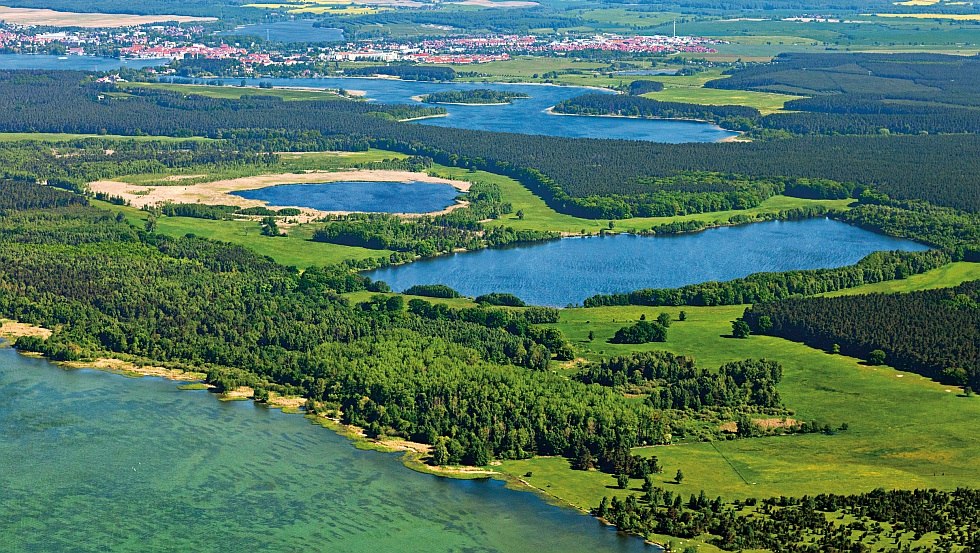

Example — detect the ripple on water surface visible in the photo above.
[0,349,657,552]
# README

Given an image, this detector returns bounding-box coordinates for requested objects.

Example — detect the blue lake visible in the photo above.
[230,76,737,142]
[0,54,168,71]
[0,347,655,552]
[365,218,931,306]
[232,180,461,213]
[0,51,733,142]
[220,20,344,43]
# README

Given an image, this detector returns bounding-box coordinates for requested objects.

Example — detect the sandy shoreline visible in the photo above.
[89,169,473,221]
[399,112,450,122]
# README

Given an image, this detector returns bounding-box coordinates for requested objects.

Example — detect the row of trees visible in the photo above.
[583,249,953,307]
[597,486,980,552]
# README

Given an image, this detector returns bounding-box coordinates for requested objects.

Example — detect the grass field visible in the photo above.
[119,82,349,102]
[451,61,801,112]
[93,199,390,268]
[428,164,851,234]
[498,262,980,519]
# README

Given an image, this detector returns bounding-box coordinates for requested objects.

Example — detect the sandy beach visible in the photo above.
[89,169,473,221]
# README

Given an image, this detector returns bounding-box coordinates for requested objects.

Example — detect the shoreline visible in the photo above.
[89,169,472,221]
[398,112,450,122]
[0,320,628,540]
[409,94,512,106]
[544,106,742,140]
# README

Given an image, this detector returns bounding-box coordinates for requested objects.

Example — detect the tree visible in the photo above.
[757,315,773,332]
[675,469,684,484]
[868,349,886,365]
[431,437,450,466]
[588,330,595,342]
[732,319,751,338]
[516,209,525,220]
[617,473,630,489]
[678,310,686,321]
[657,312,672,328]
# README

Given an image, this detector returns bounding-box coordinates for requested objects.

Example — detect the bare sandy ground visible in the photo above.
[59,357,207,381]
[0,6,215,27]
[0,320,52,341]
[90,169,472,220]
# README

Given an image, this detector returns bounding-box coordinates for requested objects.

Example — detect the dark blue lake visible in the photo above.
[364,218,930,306]
[227,76,737,143]
[0,347,655,552]
[0,54,168,71]
[232,181,461,213]
[220,20,344,43]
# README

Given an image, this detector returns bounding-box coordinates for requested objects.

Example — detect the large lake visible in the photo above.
[365,219,930,306]
[0,52,734,142]
[0,348,654,552]
[0,54,168,71]
[233,181,460,213]
[226,76,737,142]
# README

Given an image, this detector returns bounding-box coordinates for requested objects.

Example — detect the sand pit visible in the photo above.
[0,6,215,27]
[90,169,473,220]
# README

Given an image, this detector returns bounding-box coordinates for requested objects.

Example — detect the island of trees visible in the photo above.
[420,89,529,104]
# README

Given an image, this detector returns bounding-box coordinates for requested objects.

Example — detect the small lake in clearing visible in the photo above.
[0,348,655,552]
[364,218,930,306]
[231,181,461,213]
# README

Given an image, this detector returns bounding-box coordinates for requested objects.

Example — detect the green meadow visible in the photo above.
[499,262,980,513]
[428,164,852,234]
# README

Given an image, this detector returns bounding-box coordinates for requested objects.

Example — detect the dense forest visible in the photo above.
[0,179,671,468]
[421,89,529,104]
[578,353,785,413]
[583,249,953,307]
[0,72,977,217]
[552,94,759,130]
[597,487,980,552]
[743,280,980,389]
[712,53,980,135]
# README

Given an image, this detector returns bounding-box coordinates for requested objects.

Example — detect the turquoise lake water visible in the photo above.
[0,348,655,552]
[365,218,930,306]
